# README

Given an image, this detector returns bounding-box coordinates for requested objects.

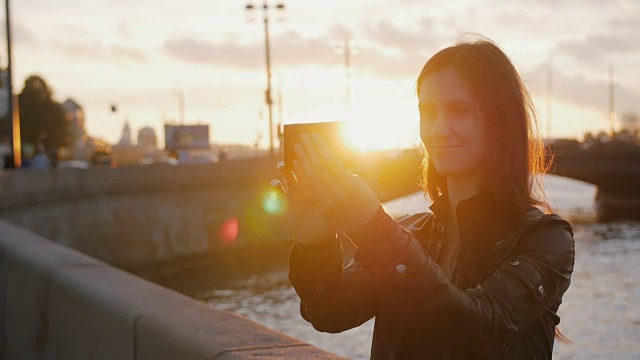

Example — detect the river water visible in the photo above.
[194,175,640,359]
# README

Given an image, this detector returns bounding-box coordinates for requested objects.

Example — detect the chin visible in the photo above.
[432,161,476,178]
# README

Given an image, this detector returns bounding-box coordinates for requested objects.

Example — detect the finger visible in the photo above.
[299,133,338,187]
[306,133,357,209]
[294,159,344,214]
[270,178,288,194]
[301,134,351,206]
[277,160,296,180]
[292,158,319,195]
[297,134,351,212]
[311,133,352,182]
[293,161,337,219]
[293,159,328,206]
[290,162,320,212]
[293,142,314,178]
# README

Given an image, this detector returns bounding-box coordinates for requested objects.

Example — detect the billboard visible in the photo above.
[164,124,210,150]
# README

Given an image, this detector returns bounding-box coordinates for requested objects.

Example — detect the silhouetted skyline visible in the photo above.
[5,0,639,148]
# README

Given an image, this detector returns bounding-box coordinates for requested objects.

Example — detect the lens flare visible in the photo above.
[262,188,287,215]
[219,217,239,244]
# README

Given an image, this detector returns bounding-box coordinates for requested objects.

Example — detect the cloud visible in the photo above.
[556,33,640,65]
[117,21,134,40]
[363,19,439,55]
[492,10,543,30]
[328,24,353,40]
[14,24,38,45]
[51,40,148,64]
[524,64,640,114]
[608,14,640,35]
[272,31,338,66]
[398,0,443,4]
[163,29,426,79]
[51,40,107,60]
[164,36,262,68]
[111,46,147,63]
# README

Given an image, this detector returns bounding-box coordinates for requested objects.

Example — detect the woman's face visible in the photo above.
[418,67,488,178]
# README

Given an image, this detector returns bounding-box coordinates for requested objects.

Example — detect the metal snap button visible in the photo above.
[395,264,407,274]
[509,260,520,266]
[538,285,545,296]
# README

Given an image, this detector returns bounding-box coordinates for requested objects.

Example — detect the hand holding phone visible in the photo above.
[283,121,354,172]
[281,123,381,236]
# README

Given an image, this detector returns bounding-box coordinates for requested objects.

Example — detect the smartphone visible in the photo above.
[283,121,356,172]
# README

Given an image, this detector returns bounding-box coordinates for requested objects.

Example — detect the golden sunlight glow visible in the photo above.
[530,96,610,140]
[344,120,397,152]
[341,101,419,152]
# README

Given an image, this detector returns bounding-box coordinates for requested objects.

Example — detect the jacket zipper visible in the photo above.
[434,221,445,260]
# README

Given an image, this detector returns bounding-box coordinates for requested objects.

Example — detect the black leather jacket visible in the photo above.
[289,193,575,359]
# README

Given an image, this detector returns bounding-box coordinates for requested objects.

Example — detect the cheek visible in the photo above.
[474,117,490,152]
[457,115,479,139]
[419,123,431,147]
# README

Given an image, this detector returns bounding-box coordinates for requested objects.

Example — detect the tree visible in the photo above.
[620,113,639,138]
[17,75,70,151]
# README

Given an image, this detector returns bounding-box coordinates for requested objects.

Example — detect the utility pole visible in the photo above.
[334,35,358,111]
[172,90,185,125]
[246,1,286,156]
[546,54,553,139]
[608,64,616,136]
[5,0,20,168]
[277,76,283,152]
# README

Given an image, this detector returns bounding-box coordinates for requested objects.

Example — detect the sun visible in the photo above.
[340,104,417,152]
[344,121,396,152]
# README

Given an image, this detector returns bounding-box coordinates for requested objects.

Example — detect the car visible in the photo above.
[58,160,90,169]
[140,156,179,166]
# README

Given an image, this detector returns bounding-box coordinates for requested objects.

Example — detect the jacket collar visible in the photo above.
[428,191,524,249]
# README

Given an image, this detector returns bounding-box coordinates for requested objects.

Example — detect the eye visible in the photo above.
[449,104,471,117]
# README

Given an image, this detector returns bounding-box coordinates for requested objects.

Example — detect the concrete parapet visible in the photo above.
[0,157,283,210]
[0,150,421,269]
[0,220,343,359]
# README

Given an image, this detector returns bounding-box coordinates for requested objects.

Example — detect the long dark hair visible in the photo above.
[416,36,569,343]
[417,36,550,213]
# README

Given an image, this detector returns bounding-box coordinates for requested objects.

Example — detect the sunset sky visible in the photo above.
[6,0,640,150]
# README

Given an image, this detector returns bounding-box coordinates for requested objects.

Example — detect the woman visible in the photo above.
[275,38,575,359]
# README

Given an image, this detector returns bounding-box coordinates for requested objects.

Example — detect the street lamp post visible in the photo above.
[334,35,358,111]
[245,1,285,157]
[5,0,21,168]
[172,90,185,124]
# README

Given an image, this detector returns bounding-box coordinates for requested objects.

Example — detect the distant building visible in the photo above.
[112,121,148,166]
[137,127,157,150]
[621,113,639,135]
[61,98,89,160]
[117,120,134,148]
[0,70,11,167]
[164,124,211,163]
[0,70,9,120]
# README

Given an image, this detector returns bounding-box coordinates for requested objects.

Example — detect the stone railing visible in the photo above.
[0,220,343,359]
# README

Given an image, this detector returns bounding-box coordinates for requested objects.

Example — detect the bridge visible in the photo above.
[0,149,421,270]
[0,150,421,360]
[548,140,640,207]
[2,141,637,270]
[0,143,636,359]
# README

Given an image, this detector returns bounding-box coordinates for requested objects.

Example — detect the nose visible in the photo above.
[420,113,451,146]
[430,113,452,137]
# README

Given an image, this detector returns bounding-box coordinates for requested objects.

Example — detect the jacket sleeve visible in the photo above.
[347,206,575,355]
[288,209,412,333]
[288,237,378,333]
